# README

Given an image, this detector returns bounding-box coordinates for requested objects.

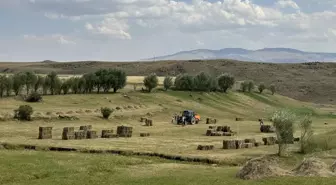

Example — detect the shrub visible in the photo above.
[14,105,34,121]
[193,72,212,91]
[270,84,276,95]
[240,81,249,92]
[174,74,195,91]
[258,83,266,93]
[217,73,235,93]
[25,92,43,102]
[100,107,114,119]
[299,115,314,154]
[271,109,296,156]
[163,76,173,91]
[143,73,158,92]
[248,81,254,92]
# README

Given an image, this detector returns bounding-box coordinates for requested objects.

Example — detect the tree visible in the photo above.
[69,77,80,94]
[174,74,195,91]
[258,83,266,94]
[240,81,249,92]
[95,69,109,94]
[83,73,97,93]
[110,69,127,93]
[217,73,235,93]
[271,109,296,156]
[42,77,49,95]
[143,73,158,92]
[13,72,25,96]
[194,72,211,91]
[45,71,60,95]
[299,115,314,154]
[209,76,219,92]
[0,75,6,97]
[61,79,71,95]
[5,75,13,96]
[34,75,45,92]
[163,76,173,91]
[270,84,276,95]
[14,105,33,121]
[78,77,86,93]
[23,71,38,95]
[248,80,254,92]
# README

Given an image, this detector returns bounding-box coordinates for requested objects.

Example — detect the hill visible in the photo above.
[145,48,336,63]
[0,60,335,104]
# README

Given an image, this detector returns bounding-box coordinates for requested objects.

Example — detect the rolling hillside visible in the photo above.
[0,60,335,104]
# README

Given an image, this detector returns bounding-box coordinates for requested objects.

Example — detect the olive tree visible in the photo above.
[217,73,235,93]
[143,73,158,92]
[163,76,173,91]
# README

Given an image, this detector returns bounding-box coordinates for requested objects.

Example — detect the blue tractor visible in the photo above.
[175,110,200,125]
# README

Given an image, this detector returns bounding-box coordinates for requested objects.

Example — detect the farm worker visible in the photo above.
[259,119,264,125]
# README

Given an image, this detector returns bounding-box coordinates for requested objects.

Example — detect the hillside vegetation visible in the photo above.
[0,60,335,104]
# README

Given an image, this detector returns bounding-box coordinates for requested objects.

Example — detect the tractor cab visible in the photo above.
[174,110,199,125]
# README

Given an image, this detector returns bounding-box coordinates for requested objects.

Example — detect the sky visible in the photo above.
[0,0,336,61]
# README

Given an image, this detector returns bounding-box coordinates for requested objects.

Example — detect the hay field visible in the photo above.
[0,90,335,163]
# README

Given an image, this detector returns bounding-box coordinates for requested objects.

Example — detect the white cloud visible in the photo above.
[275,0,300,9]
[23,34,76,45]
[85,18,131,39]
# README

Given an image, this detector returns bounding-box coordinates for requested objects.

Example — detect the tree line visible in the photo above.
[0,69,126,97]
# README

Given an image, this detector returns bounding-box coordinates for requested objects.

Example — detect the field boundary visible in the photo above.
[0,142,227,165]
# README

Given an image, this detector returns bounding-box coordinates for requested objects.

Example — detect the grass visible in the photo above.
[1,150,336,185]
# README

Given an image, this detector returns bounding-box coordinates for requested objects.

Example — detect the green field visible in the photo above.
[1,85,336,184]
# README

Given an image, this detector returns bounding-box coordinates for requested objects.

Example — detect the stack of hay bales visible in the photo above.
[206,118,217,124]
[262,136,277,145]
[38,127,53,139]
[223,140,236,149]
[236,117,244,121]
[206,125,235,136]
[145,119,153,126]
[197,145,214,150]
[86,130,98,139]
[101,129,118,138]
[117,126,133,137]
[62,127,75,140]
[140,133,150,137]
[140,117,147,122]
[75,130,86,139]
[260,125,275,133]
[79,125,92,131]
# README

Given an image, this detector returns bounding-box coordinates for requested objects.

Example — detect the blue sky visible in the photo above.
[0,0,336,61]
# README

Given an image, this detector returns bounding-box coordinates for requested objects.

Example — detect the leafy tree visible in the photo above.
[5,75,13,96]
[217,73,235,93]
[248,80,254,92]
[95,69,109,94]
[193,72,211,91]
[78,77,86,93]
[23,71,38,95]
[45,71,60,95]
[83,73,97,93]
[69,77,80,94]
[110,69,127,93]
[61,79,71,95]
[143,73,158,92]
[34,75,45,92]
[299,115,314,154]
[258,83,266,94]
[271,109,296,156]
[240,81,249,92]
[174,74,195,91]
[209,76,218,92]
[14,105,33,121]
[163,76,173,91]
[270,84,276,95]
[42,77,49,95]
[55,78,62,95]
[101,107,114,119]
[0,75,6,97]
[13,72,25,96]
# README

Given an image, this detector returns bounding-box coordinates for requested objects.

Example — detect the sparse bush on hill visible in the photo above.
[14,105,33,121]
[299,115,314,154]
[25,92,42,102]
[248,80,254,92]
[258,83,266,94]
[270,84,276,95]
[144,73,158,92]
[271,109,296,156]
[163,76,173,91]
[217,73,235,93]
[240,81,249,92]
[101,107,114,119]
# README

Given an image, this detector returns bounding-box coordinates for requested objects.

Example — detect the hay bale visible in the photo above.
[254,142,262,147]
[127,105,133,109]
[79,125,92,131]
[205,129,214,136]
[206,118,217,124]
[101,130,114,138]
[260,125,275,133]
[140,117,147,122]
[140,133,150,137]
[62,127,75,140]
[223,140,236,149]
[243,143,254,148]
[38,127,53,139]
[116,126,133,137]
[294,137,300,142]
[235,140,244,149]
[236,117,243,121]
[85,110,92,113]
[236,156,289,180]
[208,126,217,129]
[87,130,98,139]
[293,158,334,177]
[145,119,153,126]
[262,136,277,145]
[75,130,86,139]
[244,138,256,144]
[116,107,122,110]
[197,145,214,150]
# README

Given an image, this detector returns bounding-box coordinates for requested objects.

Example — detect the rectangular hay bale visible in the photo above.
[140,133,150,137]
[62,127,75,140]
[145,119,153,126]
[140,117,147,122]
[244,138,256,144]
[38,127,53,139]
[87,130,98,139]
[206,118,217,124]
[79,125,92,131]
[235,140,244,149]
[197,145,214,150]
[223,140,236,149]
[75,130,86,139]
[243,143,254,148]
[101,129,113,138]
[262,136,277,145]
[117,126,133,137]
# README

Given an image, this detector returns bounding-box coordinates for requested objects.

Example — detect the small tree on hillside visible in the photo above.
[143,73,158,92]
[270,84,276,95]
[248,80,254,92]
[5,75,13,96]
[45,71,60,95]
[240,81,249,92]
[299,115,314,154]
[163,76,173,91]
[174,74,195,91]
[13,72,25,95]
[217,73,235,93]
[61,79,71,95]
[34,75,44,92]
[194,72,211,91]
[258,83,266,94]
[271,109,296,157]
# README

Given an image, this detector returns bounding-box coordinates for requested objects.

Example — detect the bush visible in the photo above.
[143,73,158,92]
[174,74,195,91]
[25,92,42,102]
[271,109,296,156]
[163,76,173,91]
[270,84,276,95]
[258,83,266,93]
[240,81,249,92]
[193,72,212,91]
[299,115,314,154]
[100,107,114,119]
[217,73,235,93]
[248,81,254,92]
[14,105,34,121]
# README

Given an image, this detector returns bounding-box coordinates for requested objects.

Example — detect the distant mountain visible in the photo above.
[145,48,336,63]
